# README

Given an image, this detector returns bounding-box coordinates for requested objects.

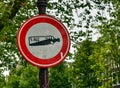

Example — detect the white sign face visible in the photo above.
[26,23,63,59]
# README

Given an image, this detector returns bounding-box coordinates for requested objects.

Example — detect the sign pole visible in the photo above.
[39,68,49,88]
[37,0,49,88]
[17,0,70,87]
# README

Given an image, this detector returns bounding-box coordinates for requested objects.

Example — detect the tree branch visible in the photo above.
[0,0,26,32]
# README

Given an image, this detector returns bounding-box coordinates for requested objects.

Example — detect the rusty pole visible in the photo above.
[37,0,49,88]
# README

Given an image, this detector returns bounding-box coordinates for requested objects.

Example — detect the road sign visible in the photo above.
[16,15,70,68]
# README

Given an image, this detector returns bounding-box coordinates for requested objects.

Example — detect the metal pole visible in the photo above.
[37,0,49,88]
[37,0,47,14]
[39,68,49,88]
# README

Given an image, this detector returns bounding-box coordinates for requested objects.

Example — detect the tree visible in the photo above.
[0,70,5,88]
[4,64,39,88]
[72,39,103,88]
[96,1,120,87]
[0,0,36,73]
[72,1,120,87]
[49,62,72,88]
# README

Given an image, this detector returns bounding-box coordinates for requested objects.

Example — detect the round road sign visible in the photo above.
[16,14,70,68]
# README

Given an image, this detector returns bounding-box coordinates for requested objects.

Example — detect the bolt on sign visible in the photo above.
[16,15,70,68]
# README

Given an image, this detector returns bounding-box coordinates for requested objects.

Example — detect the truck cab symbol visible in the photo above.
[28,35,60,46]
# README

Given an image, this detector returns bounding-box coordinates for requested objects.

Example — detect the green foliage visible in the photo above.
[49,62,72,88]
[0,70,5,88]
[72,40,102,88]
[4,64,39,88]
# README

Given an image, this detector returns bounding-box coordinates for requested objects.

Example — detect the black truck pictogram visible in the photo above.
[28,35,60,46]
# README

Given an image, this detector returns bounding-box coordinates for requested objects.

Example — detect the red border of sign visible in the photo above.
[16,14,70,68]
